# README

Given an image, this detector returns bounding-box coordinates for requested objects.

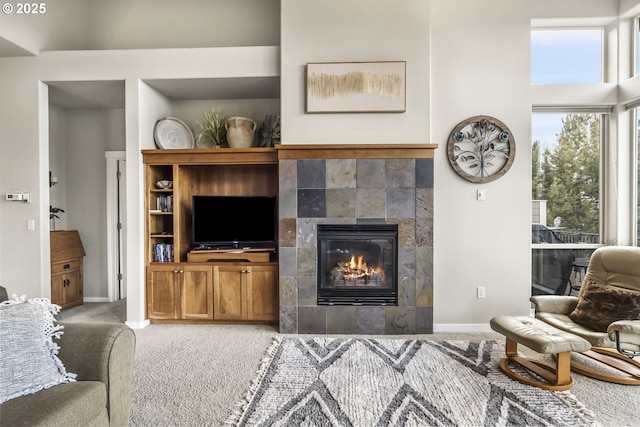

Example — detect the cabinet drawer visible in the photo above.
[51,259,82,274]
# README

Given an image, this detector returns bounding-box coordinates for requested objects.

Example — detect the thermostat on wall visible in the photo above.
[6,192,30,203]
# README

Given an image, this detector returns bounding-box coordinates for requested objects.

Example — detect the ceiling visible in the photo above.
[2,1,281,109]
[0,0,280,58]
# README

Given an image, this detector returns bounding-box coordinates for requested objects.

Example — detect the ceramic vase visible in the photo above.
[225,117,256,148]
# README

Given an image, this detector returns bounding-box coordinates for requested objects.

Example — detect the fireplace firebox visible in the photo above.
[317,224,398,306]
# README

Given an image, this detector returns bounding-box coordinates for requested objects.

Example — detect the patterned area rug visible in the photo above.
[227,337,597,427]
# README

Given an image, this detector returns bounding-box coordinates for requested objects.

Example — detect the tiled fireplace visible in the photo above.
[276,144,435,334]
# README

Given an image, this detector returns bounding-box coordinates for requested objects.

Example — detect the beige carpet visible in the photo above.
[59,301,639,426]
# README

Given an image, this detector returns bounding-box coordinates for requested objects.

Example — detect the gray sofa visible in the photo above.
[0,320,136,427]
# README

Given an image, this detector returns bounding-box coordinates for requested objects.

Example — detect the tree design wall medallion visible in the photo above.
[447,115,515,183]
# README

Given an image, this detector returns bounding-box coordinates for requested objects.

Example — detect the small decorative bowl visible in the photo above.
[156,180,173,189]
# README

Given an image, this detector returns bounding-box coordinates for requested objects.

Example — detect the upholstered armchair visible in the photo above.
[530,246,640,385]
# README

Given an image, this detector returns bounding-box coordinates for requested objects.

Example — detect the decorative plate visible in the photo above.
[153,117,195,149]
[447,115,515,183]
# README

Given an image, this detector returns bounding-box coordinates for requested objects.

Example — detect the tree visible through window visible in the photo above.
[531,112,601,297]
[532,114,600,242]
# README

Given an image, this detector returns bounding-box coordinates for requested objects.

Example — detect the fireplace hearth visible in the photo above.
[317,224,398,306]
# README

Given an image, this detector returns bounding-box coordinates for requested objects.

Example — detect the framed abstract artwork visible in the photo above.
[306,61,406,113]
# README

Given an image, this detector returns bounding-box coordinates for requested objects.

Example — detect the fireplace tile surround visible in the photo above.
[276,144,436,335]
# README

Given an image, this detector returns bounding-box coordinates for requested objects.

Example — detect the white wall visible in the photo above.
[173,99,281,141]
[47,106,126,300]
[280,0,624,330]
[280,0,530,329]
[430,0,533,328]
[66,109,125,299]
[0,73,46,295]
[281,0,430,144]
[0,47,279,325]
[1,0,633,330]
[49,105,68,231]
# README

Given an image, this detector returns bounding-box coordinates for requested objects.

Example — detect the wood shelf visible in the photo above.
[275,143,438,159]
[142,148,278,165]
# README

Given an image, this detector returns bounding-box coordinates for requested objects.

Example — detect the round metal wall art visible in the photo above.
[447,115,515,183]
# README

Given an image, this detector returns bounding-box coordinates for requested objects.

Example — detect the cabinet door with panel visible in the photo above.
[51,271,83,309]
[213,265,248,320]
[181,265,213,320]
[146,265,181,320]
[62,270,83,307]
[247,265,278,321]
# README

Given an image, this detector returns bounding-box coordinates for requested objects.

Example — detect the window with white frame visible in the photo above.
[531,28,605,297]
[532,111,603,241]
[531,28,603,84]
[531,110,605,296]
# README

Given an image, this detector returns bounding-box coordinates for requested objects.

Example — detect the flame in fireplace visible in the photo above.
[342,253,383,281]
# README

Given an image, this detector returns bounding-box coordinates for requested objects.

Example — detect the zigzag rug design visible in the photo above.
[226,338,597,427]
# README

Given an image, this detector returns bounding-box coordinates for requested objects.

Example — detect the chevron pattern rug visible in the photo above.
[226,337,597,427]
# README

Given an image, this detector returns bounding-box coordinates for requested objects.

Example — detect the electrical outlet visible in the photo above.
[477,286,486,299]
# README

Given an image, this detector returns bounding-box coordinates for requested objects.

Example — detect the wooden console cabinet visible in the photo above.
[50,231,85,309]
[143,148,279,324]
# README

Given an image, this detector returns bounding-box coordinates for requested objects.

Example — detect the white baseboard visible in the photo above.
[433,323,493,333]
[83,297,110,303]
[126,319,150,329]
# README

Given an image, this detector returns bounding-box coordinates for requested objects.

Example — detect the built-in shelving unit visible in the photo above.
[135,45,281,324]
[143,148,279,324]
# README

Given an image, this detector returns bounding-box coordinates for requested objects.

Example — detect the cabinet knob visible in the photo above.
[173,270,179,274]
[241,269,250,273]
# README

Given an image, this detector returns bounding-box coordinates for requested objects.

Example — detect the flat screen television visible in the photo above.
[192,195,277,249]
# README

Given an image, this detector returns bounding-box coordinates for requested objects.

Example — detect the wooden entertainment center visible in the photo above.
[143,148,279,324]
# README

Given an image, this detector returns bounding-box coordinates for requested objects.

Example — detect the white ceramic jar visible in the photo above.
[225,117,256,148]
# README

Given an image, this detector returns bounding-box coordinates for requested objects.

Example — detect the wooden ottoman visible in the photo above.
[490,315,591,391]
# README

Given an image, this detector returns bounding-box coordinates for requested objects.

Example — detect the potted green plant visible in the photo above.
[195,108,226,148]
